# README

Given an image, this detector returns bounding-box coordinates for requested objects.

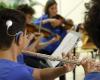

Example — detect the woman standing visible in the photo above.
[34,0,67,55]
[34,0,67,80]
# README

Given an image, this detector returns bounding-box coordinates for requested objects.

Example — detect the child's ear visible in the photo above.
[15,31,23,45]
[18,32,24,47]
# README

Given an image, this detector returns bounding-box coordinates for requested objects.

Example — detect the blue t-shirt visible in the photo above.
[84,72,100,80]
[0,59,34,80]
[17,54,25,64]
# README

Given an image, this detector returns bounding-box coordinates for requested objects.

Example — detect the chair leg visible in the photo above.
[59,74,66,80]
[73,69,76,80]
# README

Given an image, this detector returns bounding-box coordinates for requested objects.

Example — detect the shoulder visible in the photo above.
[34,14,48,23]
[0,60,34,80]
[8,64,34,80]
[85,72,100,80]
[40,14,49,19]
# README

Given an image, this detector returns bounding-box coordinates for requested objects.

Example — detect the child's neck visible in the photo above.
[0,48,18,62]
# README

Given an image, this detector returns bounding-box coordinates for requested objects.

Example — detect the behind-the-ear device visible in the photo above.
[6,20,15,36]
[6,20,23,45]
[6,20,12,29]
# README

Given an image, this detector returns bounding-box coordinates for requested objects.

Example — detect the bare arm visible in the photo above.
[37,35,60,50]
[42,19,62,27]
[25,33,43,52]
[32,53,76,80]
[33,66,69,80]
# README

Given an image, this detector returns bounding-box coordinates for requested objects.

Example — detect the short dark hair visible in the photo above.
[16,4,35,15]
[84,0,100,48]
[44,0,57,15]
[0,8,26,50]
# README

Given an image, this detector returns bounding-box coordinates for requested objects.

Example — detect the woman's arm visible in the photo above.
[37,35,60,50]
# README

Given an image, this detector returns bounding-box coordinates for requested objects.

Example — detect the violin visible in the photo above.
[26,23,55,37]
[51,14,67,29]
[52,14,74,30]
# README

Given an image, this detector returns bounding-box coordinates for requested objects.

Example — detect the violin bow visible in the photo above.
[38,17,42,33]
[39,9,44,34]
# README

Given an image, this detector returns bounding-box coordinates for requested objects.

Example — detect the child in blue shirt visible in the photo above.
[34,0,67,55]
[0,59,34,80]
[0,9,34,80]
[0,8,76,80]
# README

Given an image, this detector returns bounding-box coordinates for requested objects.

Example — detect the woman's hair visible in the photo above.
[76,23,84,32]
[84,0,100,48]
[16,4,35,15]
[0,8,25,50]
[44,0,57,15]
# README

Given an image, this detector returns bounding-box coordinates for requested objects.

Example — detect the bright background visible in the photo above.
[33,0,90,24]
[0,0,90,24]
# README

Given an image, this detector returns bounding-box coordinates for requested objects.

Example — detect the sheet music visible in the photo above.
[47,31,81,67]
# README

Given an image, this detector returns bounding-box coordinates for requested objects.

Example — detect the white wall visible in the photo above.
[34,0,90,24]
